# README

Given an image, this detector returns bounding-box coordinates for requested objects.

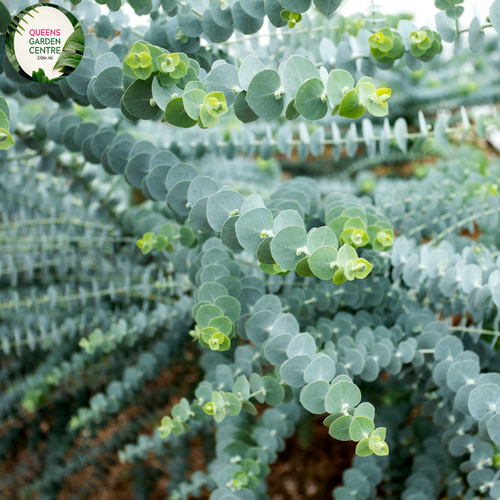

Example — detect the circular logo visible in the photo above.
[5,3,85,83]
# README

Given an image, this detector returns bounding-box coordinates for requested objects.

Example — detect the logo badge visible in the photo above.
[5,3,85,83]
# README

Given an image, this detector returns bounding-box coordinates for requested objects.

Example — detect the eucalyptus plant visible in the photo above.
[2,0,500,499]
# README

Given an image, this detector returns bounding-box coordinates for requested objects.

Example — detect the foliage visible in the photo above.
[1,0,500,499]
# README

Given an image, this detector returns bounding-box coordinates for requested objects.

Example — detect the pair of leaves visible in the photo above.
[200,316,232,352]
[309,243,373,284]
[369,28,405,63]
[136,224,176,254]
[180,89,229,128]
[203,390,243,422]
[327,71,391,118]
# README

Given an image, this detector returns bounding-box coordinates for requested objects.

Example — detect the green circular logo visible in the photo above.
[5,3,85,83]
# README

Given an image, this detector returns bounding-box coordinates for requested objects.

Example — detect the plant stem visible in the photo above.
[178,1,202,18]
[218,26,331,46]
[101,176,122,204]
[448,326,499,336]
[458,23,493,35]
[426,205,500,246]
[249,388,265,398]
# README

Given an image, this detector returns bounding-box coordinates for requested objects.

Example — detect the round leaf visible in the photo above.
[349,416,375,441]
[300,380,330,414]
[304,354,336,383]
[329,415,354,441]
[235,207,274,252]
[294,77,328,120]
[270,225,308,271]
[246,69,284,120]
[309,245,338,280]
[280,355,310,387]
[325,381,361,414]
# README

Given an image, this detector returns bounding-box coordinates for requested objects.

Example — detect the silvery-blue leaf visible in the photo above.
[469,384,500,421]
[286,332,317,358]
[300,380,330,414]
[263,333,292,365]
[280,355,309,387]
[270,313,300,337]
[304,354,336,383]
[446,360,480,392]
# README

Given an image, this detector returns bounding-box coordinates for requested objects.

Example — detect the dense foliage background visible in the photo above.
[2,0,500,499]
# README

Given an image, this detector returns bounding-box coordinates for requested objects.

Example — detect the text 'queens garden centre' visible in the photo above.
[28,28,62,54]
